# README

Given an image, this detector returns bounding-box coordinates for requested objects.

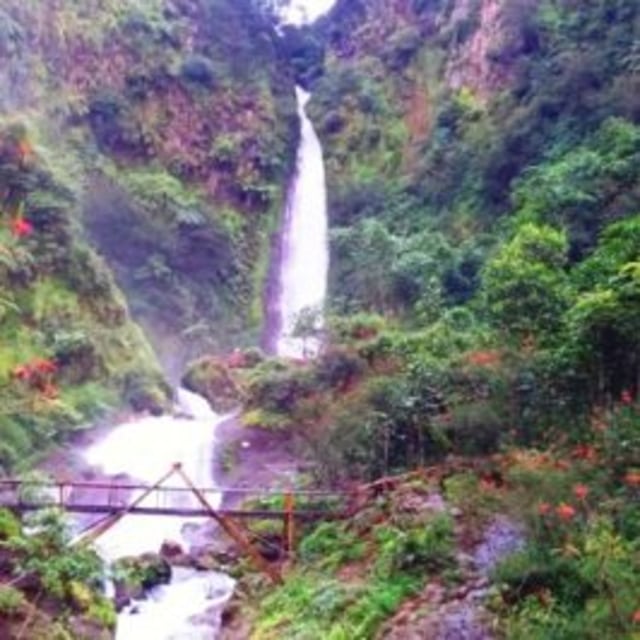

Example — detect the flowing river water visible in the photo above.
[79,86,329,638]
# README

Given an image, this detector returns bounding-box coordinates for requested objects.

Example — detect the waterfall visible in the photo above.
[274,87,329,359]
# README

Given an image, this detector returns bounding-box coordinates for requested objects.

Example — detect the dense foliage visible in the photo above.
[0,507,115,638]
[0,123,168,473]
[226,2,640,637]
[0,0,299,364]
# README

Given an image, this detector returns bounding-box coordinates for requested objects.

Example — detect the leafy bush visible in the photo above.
[0,585,25,616]
[299,522,365,568]
[374,514,455,575]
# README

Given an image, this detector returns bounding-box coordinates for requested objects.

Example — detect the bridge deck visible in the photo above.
[0,479,348,520]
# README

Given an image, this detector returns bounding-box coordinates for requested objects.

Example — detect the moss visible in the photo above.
[182,356,243,412]
[241,408,291,430]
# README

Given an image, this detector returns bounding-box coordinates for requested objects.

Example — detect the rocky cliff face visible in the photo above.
[0,0,298,370]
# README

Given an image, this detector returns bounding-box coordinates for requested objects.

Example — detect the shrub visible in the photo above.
[0,508,20,540]
[0,585,25,617]
[299,522,365,568]
[315,348,366,392]
[374,514,455,576]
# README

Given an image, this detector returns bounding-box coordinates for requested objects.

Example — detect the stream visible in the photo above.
[79,84,329,638]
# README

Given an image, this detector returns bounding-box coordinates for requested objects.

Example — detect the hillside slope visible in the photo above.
[220,4,640,637]
[0,0,298,369]
[0,0,299,469]
[306,0,640,311]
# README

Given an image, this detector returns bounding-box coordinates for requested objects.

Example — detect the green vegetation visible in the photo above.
[0,507,115,637]
[249,482,455,639]
[1,0,640,637]
[233,2,640,637]
[0,123,168,472]
[1,0,299,360]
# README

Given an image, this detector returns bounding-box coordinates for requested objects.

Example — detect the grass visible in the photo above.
[246,477,457,639]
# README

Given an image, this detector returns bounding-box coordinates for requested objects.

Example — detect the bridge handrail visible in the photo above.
[0,479,349,498]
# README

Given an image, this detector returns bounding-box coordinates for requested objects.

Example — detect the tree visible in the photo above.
[482,223,571,342]
[568,262,640,401]
[567,215,640,400]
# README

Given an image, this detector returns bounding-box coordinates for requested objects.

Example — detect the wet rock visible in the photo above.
[160,539,184,559]
[113,552,172,610]
[160,540,194,567]
[221,598,241,626]
[473,516,524,575]
[193,549,239,572]
[113,589,132,613]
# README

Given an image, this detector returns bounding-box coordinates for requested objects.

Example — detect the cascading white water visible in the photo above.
[85,389,234,639]
[275,88,329,358]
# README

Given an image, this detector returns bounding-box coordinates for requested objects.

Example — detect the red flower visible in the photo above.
[33,358,57,374]
[573,484,589,501]
[538,502,552,516]
[555,503,576,521]
[572,444,597,461]
[11,218,33,238]
[621,390,634,405]
[633,610,640,624]
[12,364,31,381]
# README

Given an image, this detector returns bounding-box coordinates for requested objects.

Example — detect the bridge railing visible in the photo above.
[0,479,350,519]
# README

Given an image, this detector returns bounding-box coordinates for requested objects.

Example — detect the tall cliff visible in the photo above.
[0,0,298,470]
[0,0,298,369]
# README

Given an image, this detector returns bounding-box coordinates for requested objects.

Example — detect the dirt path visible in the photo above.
[379,515,524,640]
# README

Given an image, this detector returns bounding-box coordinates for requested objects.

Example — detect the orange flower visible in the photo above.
[11,218,33,238]
[572,444,597,461]
[624,471,640,487]
[632,610,640,624]
[573,484,589,501]
[555,503,576,521]
[538,502,552,516]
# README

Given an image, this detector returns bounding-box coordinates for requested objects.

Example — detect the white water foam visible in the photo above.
[84,389,233,639]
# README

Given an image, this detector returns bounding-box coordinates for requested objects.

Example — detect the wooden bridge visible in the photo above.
[0,463,351,584]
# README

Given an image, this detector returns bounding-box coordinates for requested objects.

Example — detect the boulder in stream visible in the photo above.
[160,539,195,567]
[112,552,172,610]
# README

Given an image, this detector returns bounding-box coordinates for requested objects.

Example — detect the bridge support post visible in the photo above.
[283,491,295,558]
[172,464,282,585]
